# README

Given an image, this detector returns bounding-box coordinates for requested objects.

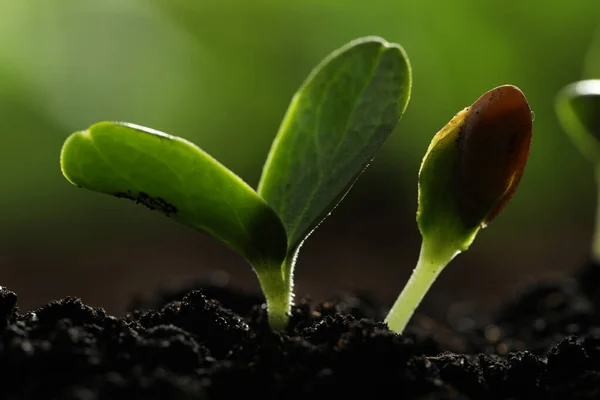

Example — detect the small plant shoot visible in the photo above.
[385,85,533,334]
[556,80,600,262]
[60,37,412,331]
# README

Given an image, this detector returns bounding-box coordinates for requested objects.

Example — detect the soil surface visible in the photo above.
[2,261,600,399]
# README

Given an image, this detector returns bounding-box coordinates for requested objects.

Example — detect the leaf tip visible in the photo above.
[60,128,89,184]
[115,121,176,140]
[346,35,389,46]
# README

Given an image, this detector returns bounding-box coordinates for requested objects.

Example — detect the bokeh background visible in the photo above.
[1,0,600,322]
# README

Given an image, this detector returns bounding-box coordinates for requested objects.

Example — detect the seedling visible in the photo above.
[59,37,412,330]
[556,80,600,262]
[385,85,533,334]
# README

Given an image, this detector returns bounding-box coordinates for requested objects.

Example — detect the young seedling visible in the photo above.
[60,36,412,331]
[556,80,600,262]
[385,85,533,334]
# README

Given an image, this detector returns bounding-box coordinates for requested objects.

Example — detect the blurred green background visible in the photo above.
[1,0,600,320]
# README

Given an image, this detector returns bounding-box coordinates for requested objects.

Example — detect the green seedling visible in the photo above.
[556,80,600,262]
[59,36,412,331]
[385,85,533,334]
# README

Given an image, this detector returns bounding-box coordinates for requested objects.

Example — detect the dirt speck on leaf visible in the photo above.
[113,191,178,216]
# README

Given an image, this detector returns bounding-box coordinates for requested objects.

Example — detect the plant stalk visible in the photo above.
[255,256,296,331]
[385,239,458,334]
[592,167,600,264]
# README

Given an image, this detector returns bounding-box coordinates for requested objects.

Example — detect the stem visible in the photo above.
[384,238,459,334]
[265,291,290,331]
[255,256,296,331]
[283,246,301,290]
[592,167,600,264]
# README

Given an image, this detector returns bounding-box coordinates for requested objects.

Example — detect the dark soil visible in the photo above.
[3,261,600,399]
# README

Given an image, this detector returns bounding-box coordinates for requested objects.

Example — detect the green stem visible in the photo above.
[254,256,296,331]
[592,167,600,264]
[283,246,300,288]
[384,238,459,334]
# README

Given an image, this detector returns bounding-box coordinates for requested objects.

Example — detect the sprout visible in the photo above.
[385,85,533,334]
[59,36,412,331]
[556,80,600,262]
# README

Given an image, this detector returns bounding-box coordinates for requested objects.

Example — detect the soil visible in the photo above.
[2,261,600,399]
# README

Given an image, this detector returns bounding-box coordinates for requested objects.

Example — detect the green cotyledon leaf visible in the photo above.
[60,121,288,268]
[258,36,412,250]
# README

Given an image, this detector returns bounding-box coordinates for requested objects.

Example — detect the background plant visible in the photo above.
[556,81,600,262]
[554,24,600,264]
[60,37,411,330]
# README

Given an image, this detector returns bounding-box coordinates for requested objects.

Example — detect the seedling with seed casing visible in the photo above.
[60,36,412,331]
[385,85,533,334]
